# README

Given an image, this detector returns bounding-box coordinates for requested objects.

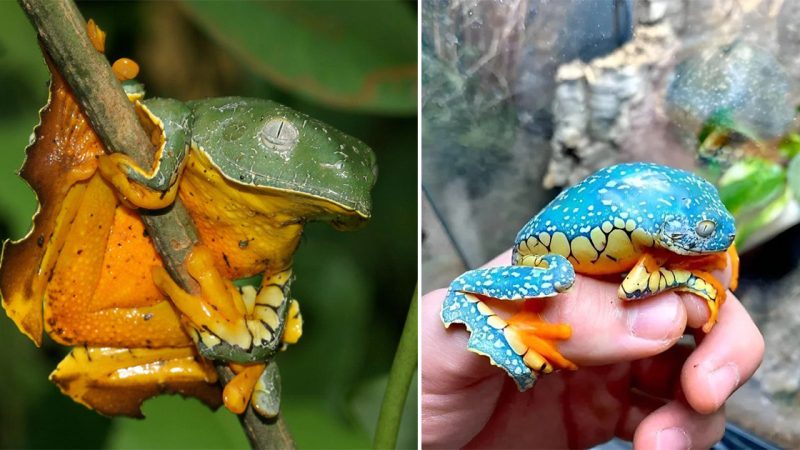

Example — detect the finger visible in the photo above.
[540,276,688,366]
[421,289,504,449]
[633,399,726,450]
[485,249,690,367]
[681,292,764,414]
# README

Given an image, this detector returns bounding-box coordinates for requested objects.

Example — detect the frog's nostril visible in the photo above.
[671,233,685,240]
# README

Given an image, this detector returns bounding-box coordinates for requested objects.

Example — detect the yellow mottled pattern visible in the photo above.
[516,217,663,275]
[569,236,597,265]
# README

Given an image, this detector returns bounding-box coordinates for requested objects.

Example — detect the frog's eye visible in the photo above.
[261,118,299,152]
[696,220,716,238]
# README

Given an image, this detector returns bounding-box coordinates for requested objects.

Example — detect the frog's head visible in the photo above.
[191,98,377,230]
[656,194,736,255]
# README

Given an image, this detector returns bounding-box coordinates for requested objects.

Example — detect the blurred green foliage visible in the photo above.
[0,1,417,448]
[697,113,800,248]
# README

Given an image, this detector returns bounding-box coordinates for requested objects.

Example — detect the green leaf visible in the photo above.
[788,153,800,202]
[718,158,786,215]
[779,132,800,159]
[735,188,792,247]
[180,0,417,114]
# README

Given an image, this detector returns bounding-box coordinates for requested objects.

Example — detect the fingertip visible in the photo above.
[633,400,726,450]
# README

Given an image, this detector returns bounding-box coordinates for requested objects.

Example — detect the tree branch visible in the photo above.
[17,1,294,448]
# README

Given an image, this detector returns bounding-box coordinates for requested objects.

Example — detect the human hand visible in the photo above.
[422,250,764,449]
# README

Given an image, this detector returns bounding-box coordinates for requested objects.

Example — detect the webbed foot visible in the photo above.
[222,362,282,418]
[152,245,300,364]
[620,252,730,332]
[441,254,576,391]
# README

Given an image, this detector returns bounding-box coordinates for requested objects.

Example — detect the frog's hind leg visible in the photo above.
[50,346,220,417]
[441,254,576,391]
[151,246,296,357]
[152,246,301,416]
[619,254,727,332]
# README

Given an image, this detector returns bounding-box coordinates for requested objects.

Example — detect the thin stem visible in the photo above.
[373,287,418,450]
[16,0,293,448]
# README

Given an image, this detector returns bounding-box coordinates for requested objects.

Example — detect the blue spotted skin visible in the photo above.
[442,163,737,390]
[441,255,574,389]
[513,163,736,273]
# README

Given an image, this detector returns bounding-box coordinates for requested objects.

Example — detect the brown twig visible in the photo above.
[16,0,294,448]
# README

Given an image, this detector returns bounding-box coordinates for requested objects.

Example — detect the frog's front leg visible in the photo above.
[98,98,191,209]
[619,253,731,332]
[441,254,576,391]
[152,245,302,415]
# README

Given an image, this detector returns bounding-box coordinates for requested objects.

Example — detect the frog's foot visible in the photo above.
[97,98,190,210]
[98,153,181,210]
[218,299,298,417]
[221,362,282,418]
[727,243,740,291]
[441,254,576,391]
[87,19,106,53]
[153,245,295,363]
[619,254,727,332]
[50,346,220,417]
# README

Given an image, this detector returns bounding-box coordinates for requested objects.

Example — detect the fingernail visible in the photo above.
[628,296,679,341]
[707,362,740,406]
[656,427,690,450]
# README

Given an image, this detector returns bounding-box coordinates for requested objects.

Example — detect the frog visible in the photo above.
[0,21,376,418]
[441,162,739,390]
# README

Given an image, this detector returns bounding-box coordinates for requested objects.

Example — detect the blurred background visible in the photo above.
[0,1,417,448]
[423,0,800,447]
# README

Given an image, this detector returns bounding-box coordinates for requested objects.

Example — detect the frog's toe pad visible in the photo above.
[442,290,537,390]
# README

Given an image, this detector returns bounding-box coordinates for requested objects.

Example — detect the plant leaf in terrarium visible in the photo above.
[718,158,786,215]
[735,188,792,247]
[779,132,800,159]
[785,153,800,203]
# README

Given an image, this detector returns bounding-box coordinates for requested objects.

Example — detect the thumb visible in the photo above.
[543,275,688,366]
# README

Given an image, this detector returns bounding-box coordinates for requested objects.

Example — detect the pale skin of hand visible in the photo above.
[422,250,764,449]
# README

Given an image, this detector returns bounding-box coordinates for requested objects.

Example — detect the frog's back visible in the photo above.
[187,97,374,218]
[514,163,723,274]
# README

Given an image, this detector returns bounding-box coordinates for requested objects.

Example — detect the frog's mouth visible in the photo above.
[656,232,735,255]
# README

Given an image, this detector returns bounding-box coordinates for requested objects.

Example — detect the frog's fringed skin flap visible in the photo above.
[0,56,105,345]
[50,346,221,418]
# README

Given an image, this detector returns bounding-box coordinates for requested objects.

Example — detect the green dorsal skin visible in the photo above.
[134,97,377,225]
[188,98,376,219]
